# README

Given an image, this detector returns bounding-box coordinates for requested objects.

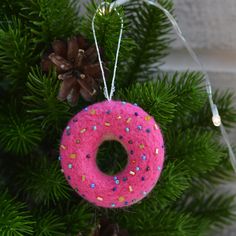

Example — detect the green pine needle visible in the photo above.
[33,211,66,236]
[0,112,42,156]
[0,190,34,236]
[16,155,71,205]
[24,67,71,132]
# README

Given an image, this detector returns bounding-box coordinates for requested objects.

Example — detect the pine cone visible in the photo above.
[92,219,129,236]
[41,35,108,105]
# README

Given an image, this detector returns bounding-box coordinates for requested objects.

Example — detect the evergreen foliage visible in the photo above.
[0,0,235,235]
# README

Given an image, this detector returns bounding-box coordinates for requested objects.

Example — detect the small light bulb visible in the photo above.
[212,115,221,127]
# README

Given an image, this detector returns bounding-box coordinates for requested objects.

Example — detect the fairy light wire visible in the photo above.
[94,0,236,172]
[92,2,124,101]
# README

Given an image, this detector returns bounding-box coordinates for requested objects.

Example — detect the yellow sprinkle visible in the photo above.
[69,153,77,159]
[129,171,135,176]
[97,196,103,201]
[82,175,86,182]
[80,128,87,133]
[90,109,96,115]
[105,122,111,127]
[76,139,80,144]
[154,124,159,130]
[155,148,159,155]
[117,115,122,120]
[60,144,66,150]
[126,117,132,123]
[129,186,133,192]
[118,196,125,202]
[139,144,145,149]
[145,116,151,121]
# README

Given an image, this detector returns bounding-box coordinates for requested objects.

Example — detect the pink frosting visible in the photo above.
[60,100,165,208]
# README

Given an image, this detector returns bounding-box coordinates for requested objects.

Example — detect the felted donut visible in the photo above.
[59,100,165,208]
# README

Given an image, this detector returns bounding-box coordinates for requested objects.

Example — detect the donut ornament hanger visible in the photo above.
[60,2,165,208]
[60,0,236,208]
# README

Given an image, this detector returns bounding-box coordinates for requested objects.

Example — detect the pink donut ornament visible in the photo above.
[60,100,165,208]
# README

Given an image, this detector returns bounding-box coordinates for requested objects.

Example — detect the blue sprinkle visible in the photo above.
[137,125,142,130]
[90,183,96,189]
[66,126,70,130]
[130,150,134,155]
[123,177,127,182]
[106,110,111,114]
[112,187,117,191]
[142,155,147,160]
[58,156,61,161]
[122,101,126,105]
[125,127,130,132]
[114,176,118,180]
[158,166,161,171]
[92,126,97,131]
[115,180,120,185]
[134,103,138,106]
[136,166,140,171]
[146,128,151,133]
[134,112,139,116]
[141,176,145,181]
[111,203,116,207]
[68,164,72,169]
[67,176,71,180]
[143,191,147,196]
[124,201,128,205]
[84,107,88,111]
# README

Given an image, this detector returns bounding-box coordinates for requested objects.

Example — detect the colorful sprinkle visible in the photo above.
[90,183,96,188]
[134,112,139,116]
[123,177,127,182]
[106,110,111,114]
[126,117,132,123]
[136,166,140,171]
[68,164,73,169]
[90,109,96,115]
[61,169,64,173]
[122,101,126,105]
[115,180,120,185]
[118,196,125,202]
[132,160,136,164]
[76,139,80,144]
[82,175,86,182]
[124,201,129,205]
[73,118,78,122]
[158,166,161,171]
[105,122,111,127]
[84,107,88,111]
[143,191,147,196]
[142,155,147,160]
[111,203,116,207]
[129,185,133,192]
[112,187,117,191]
[67,176,71,180]
[66,126,70,130]
[125,127,130,132]
[117,115,122,120]
[92,126,97,131]
[60,144,66,150]
[146,128,151,133]
[134,103,138,106]
[86,154,90,159]
[139,144,145,149]
[145,116,151,121]
[69,153,77,159]
[97,196,103,201]
[154,124,159,130]
[141,176,145,181]
[58,156,61,160]
[119,135,123,140]
[129,171,135,176]
[137,125,142,130]
[128,140,133,144]
[155,148,159,155]
[80,128,87,133]
[146,166,150,171]
[130,150,134,155]
[114,176,118,180]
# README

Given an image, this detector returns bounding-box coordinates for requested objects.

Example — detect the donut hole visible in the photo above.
[96,140,128,175]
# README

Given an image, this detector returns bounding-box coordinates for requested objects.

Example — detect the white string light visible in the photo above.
[92,2,124,101]
[93,0,236,172]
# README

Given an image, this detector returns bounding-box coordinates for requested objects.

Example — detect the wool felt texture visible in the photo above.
[60,100,165,208]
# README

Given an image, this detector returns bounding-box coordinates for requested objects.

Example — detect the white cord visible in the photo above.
[107,0,236,172]
[92,2,124,101]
